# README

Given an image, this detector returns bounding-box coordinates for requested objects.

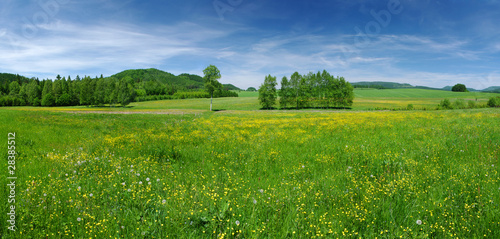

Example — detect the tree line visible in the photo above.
[259,70,354,109]
[0,71,237,107]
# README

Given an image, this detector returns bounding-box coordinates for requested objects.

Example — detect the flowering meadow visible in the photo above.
[1,108,499,238]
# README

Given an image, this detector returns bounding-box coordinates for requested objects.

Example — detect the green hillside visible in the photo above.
[111,68,204,89]
[352,81,414,89]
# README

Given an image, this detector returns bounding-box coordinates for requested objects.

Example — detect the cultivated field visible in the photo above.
[1,89,499,238]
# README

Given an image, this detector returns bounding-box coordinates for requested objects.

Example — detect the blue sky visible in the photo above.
[1,0,499,89]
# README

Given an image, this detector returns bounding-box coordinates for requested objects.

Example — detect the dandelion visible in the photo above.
[235,220,240,226]
[89,193,93,197]
[77,217,82,222]
[146,178,150,181]
[139,181,143,185]
[416,220,422,225]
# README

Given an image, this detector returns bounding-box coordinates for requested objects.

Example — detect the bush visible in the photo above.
[468,100,476,109]
[406,104,414,110]
[488,97,500,108]
[454,99,466,109]
[440,99,453,109]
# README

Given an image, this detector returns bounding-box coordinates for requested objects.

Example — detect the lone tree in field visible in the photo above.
[203,65,222,111]
[452,83,468,92]
[258,74,278,109]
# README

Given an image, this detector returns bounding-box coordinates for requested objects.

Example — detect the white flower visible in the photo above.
[235,220,240,226]
[157,179,160,182]
[127,189,131,192]
[121,226,125,229]
[416,220,422,225]
[77,186,81,191]
[148,182,151,185]
[121,182,126,186]
[162,199,167,204]
[253,198,257,204]
[139,181,143,185]
[136,173,140,176]
[302,165,305,168]
[44,193,47,197]
[258,189,264,194]
[146,178,150,181]
[77,217,82,222]
[89,193,93,197]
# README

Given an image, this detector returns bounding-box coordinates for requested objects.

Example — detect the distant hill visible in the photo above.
[353,81,488,92]
[351,81,413,89]
[0,73,34,95]
[111,68,205,90]
[223,84,241,91]
[482,86,500,93]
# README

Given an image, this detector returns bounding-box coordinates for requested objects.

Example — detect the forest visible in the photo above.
[0,69,238,107]
[259,70,355,109]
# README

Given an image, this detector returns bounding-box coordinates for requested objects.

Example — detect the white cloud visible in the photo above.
[0,20,230,78]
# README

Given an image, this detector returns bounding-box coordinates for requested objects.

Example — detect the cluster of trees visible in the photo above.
[259,70,354,109]
[451,84,468,92]
[0,75,137,107]
[0,67,238,107]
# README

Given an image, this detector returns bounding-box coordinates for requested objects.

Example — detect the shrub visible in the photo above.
[454,99,466,109]
[440,99,453,109]
[488,97,500,108]
[468,100,476,109]
[406,104,414,110]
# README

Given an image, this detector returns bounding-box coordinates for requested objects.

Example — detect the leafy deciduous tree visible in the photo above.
[203,65,222,111]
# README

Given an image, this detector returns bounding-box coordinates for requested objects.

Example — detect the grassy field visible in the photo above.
[1,105,499,238]
[5,88,497,114]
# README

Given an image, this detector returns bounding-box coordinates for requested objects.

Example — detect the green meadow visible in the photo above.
[1,89,499,238]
